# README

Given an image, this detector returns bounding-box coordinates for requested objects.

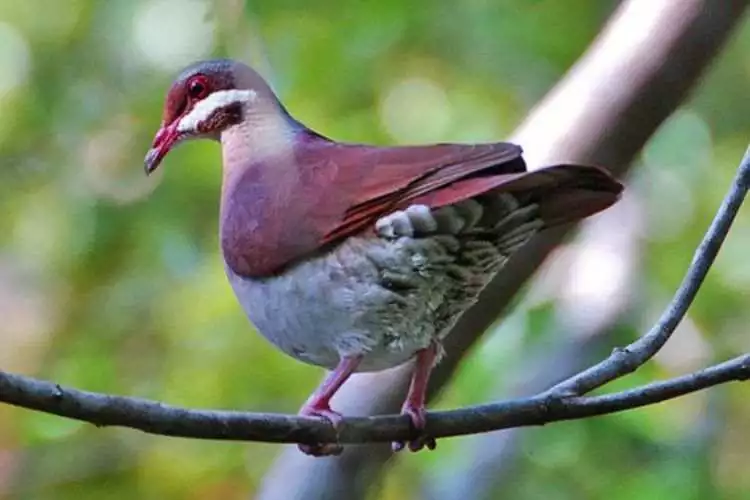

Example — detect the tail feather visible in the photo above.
[507,164,623,228]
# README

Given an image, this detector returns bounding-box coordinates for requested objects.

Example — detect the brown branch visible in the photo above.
[1,352,748,443]
[546,147,750,397]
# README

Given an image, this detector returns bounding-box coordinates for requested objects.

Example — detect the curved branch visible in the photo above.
[546,146,750,397]
[0,353,748,444]
[1,145,749,444]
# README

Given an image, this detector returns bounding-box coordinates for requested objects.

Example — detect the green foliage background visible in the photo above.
[0,1,749,498]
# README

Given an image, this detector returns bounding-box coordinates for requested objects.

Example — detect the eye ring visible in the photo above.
[187,75,210,99]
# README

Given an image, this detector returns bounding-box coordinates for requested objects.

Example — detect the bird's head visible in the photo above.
[144,59,275,174]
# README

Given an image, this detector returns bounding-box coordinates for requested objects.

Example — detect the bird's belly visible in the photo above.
[224,234,494,372]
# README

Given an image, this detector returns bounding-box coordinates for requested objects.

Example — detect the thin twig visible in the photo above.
[546,146,750,397]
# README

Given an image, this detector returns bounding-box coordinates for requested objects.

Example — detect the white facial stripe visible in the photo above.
[177,89,257,133]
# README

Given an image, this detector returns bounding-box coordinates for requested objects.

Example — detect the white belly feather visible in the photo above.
[225,194,540,372]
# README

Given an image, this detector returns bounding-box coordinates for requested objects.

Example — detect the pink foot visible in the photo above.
[392,402,437,452]
[392,344,439,453]
[298,403,345,457]
[295,356,362,457]
[299,403,345,427]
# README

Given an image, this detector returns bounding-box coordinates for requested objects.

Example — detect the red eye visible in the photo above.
[187,75,210,99]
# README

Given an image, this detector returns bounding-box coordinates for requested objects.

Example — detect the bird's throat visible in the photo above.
[218,118,325,277]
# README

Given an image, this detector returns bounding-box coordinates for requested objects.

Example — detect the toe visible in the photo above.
[298,442,344,457]
[299,403,345,427]
[407,435,437,452]
[392,404,436,453]
[392,436,437,453]
[402,404,427,430]
[298,404,345,456]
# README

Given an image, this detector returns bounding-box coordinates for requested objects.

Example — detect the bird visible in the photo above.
[144,59,623,456]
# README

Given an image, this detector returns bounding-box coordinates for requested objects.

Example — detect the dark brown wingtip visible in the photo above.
[547,163,623,193]
[520,163,624,227]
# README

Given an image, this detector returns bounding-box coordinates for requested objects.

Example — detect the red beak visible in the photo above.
[144,123,181,175]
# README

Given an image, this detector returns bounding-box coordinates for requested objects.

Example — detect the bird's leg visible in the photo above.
[298,355,362,456]
[299,355,362,422]
[393,342,439,452]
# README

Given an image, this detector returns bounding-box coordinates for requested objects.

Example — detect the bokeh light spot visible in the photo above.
[379,77,452,144]
[643,108,713,177]
[0,22,31,97]
[133,0,216,72]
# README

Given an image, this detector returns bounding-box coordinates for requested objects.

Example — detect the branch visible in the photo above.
[2,347,750,443]
[546,145,750,397]
[1,145,750,443]
[0,352,748,444]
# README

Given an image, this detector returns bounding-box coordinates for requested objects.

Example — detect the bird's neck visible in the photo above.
[217,106,332,276]
[219,101,301,189]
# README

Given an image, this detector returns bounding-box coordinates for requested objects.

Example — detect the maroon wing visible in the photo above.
[221,135,621,277]
[320,141,526,243]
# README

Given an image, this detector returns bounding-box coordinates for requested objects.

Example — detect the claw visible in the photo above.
[298,404,345,457]
[392,402,436,452]
[295,356,362,457]
[391,344,439,452]
[300,404,345,428]
[403,403,426,430]
[299,442,344,456]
